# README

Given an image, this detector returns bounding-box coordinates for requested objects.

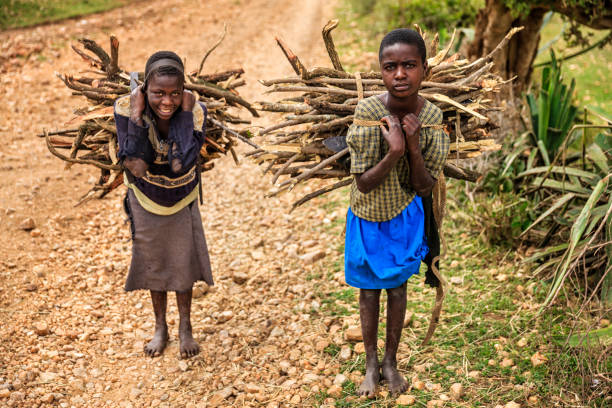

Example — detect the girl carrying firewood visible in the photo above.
[344,29,449,397]
[114,51,213,359]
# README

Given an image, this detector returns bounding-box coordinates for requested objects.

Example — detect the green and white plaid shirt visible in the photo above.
[347,95,450,222]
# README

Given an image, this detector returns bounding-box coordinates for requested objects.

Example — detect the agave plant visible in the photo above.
[525,50,579,165]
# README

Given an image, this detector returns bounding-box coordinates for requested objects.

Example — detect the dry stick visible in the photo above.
[198,68,244,82]
[272,153,302,185]
[277,147,349,187]
[258,119,309,135]
[322,19,344,71]
[186,82,259,116]
[208,118,260,149]
[266,84,382,97]
[44,130,120,171]
[290,178,352,211]
[197,23,228,77]
[79,38,111,71]
[108,35,119,78]
[254,101,312,113]
[275,37,309,78]
[305,98,356,113]
[36,128,79,138]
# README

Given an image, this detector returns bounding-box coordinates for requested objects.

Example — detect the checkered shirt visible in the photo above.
[347,95,450,222]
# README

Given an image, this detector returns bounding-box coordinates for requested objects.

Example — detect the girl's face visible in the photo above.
[379,43,426,100]
[146,74,183,121]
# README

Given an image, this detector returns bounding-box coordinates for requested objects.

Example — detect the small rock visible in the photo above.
[530,351,547,367]
[30,229,41,237]
[500,358,514,368]
[427,400,443,408]
[354,342,365,353]
[600,318,610,327]
[344,327,362,342]
[517,337,528,348]
[208,387,233,406]
[217,310,234,323]
[232,272,248,284]
[130,387,142,398]
[505,402,521,408]
[41,393,54,403]
[315,340,329,352]
[412,380,425,390]
[450,276,463,285]
[300,250,326,264]
[192,284,208,299]
[333,374,347,386]
[303,373,319,383]
[327,384,342,398]
[0,389,9,398]
[396,394,415,405]
[290,394,301,404]
[496,274,508,282]
[527,395,539,405]
[338,346,352,361]
[468,370,480,378]
[34,322,50,336]
[19,218,35,231]
[9,391,25,402]
[24,283,37,292]
[178,361,188,372]
[244,383,260,393]
[450,383,464,399]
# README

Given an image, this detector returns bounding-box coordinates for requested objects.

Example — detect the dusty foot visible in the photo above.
[179,325,200,359]
[382,361,408,395]
[358,362,380,398]
[144,325,169,357]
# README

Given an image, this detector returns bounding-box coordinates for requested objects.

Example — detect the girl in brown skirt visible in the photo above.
[114,51,213,359]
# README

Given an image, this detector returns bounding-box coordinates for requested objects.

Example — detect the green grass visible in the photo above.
[534,13,612,117]
[300,180,610,407]
[0,0,130,30]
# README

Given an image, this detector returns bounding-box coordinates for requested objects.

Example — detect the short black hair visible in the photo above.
[144,50,184,89]
[378,29,427,64]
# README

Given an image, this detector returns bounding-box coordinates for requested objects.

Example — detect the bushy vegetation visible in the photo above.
[0,0,128,30]
[345,0,483,43]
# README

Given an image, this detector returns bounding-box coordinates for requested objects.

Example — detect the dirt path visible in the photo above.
[0,1,359,407]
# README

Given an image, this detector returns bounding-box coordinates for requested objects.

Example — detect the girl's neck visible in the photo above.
[155,117,170,139]
[382,93,422,118]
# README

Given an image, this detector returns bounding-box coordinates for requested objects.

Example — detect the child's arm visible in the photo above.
[115,88,151,178]
[353,116,405,194]
[168,91,206,173]
[402,113,435,196]
[402,110,450,196]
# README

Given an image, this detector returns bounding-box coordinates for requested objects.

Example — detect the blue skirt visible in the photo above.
[344,197,429,289]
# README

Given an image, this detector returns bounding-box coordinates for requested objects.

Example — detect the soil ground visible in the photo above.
[0,1,354,406]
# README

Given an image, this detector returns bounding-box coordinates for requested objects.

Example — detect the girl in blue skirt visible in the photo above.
[345,29,449,397]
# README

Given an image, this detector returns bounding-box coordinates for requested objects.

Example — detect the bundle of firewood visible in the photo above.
[41,33,259,203]
[249,21,521,209]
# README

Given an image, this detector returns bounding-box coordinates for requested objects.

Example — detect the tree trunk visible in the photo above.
[468,0,546,93]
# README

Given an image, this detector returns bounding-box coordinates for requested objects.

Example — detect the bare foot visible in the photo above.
[144,325,168,357]
[179,324,200,359]
[381,361,408,395]
[358,362,380,398]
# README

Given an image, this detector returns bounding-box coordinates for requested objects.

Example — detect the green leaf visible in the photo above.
[587,143,610,173]
[517,166,599,181]
[566,326,612,347]
[531,178,591,195]
[520,193,575,237]
[543,175,611,307]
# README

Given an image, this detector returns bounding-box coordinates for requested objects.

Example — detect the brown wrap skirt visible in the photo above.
[124,189,214,292]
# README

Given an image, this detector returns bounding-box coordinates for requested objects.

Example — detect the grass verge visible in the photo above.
[1,0,130,30]
[300,181,610,407]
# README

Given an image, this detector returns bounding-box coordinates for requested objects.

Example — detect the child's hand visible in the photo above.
[380,115,405,156]
[130,85,146,124]
[401,113,421,150]
[181,90,196,112]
